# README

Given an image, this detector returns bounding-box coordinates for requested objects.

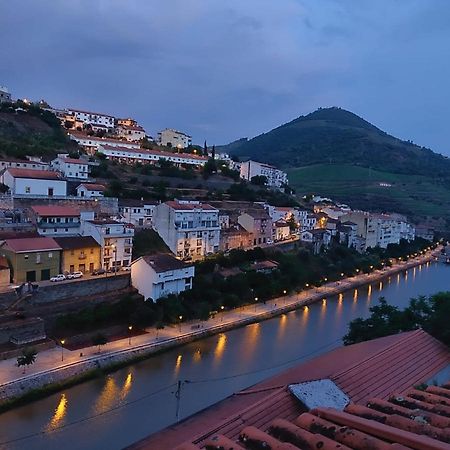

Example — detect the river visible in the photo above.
[0,261,448,450]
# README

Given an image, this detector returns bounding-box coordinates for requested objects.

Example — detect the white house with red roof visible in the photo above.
[66,108,115,128]
[0,168,67,196]
[153,200,220,260]
[50,154,90,180]
[116,124,146,142]
[76,183,106,198]
[68,131,140,154]
[97,144,207,167]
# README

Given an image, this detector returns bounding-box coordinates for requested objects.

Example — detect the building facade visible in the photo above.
[116,125,146,142]
[157,129,192,148]
[1,168,67,196]
[81,219,134,269]
[68,131,140,154]
[31,205,81,236]
[51,154,90,180]
[131,253,195,301]
[238,209,272,246]
[239,160,288,188]
[54,236,101,274]
[153,201,220,260]
[0,86,11,103]
[76,183,106,198]
[66,109,115,128]
[0,237,61,282]
[118,200,157,228]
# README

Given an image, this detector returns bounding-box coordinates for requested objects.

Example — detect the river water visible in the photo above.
[0,261,449,450]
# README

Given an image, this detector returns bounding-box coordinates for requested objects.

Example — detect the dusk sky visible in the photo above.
[1,1,450,155]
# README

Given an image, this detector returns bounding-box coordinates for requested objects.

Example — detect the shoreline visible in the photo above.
[0,251,440,411]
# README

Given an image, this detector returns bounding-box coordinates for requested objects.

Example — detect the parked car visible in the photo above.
[267,239,274,245]
[92,268,106,276]
[67,271,83,279]
[108,266,121,273]
[122,265,131,271]
[50,274,66,282]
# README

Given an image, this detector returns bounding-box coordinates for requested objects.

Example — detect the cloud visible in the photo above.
[1,0,450,154]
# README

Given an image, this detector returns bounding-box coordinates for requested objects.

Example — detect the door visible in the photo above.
[26,271,36,282]
[48,188,54,196]
[79,264,85,272]
[69,264,74,273]
[41,269,50,281]
[89,262,94,273]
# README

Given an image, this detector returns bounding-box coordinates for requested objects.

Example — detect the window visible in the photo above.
[25,186,31,194]
[36,253,41,264]
[48,252,53,258]
[70,250,74,256]
[90,248,94,254]
[24,254,29,259]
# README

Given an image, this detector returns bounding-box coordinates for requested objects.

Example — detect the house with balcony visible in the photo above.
[118,199,158,228]
[131,253,195,302]
[50,154,90,180]
[54,236,101,274]
[31,205,82,236]
[81,219,134,269]
[153,200,220,260]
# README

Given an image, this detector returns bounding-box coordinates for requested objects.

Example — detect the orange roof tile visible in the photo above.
[5,168,62,180]
[3,237,61,253]
[31,205,80,217]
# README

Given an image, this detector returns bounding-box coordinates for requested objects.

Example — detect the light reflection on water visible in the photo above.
[0,262,448,450]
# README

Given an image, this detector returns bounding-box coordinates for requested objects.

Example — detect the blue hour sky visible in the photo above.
[1,0,450,155]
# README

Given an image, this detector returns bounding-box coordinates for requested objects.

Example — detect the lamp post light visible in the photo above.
[128,325,133,345]
[178,315,183,333]
[220,305,225,322]
[112,244,118,276]
[60,339,65,362]
[254,297,258,312]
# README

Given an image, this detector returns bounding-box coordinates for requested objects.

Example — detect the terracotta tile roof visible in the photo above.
[67,108,115,118]
[2,237,61,253]
[100,144,208,161]
[77,183,106,191]
[31,205,80,217]
[61,157,89,165]
[5,168,63,180]
[132,330,450,450]
[165,201,217,211]
[68,131,140,147]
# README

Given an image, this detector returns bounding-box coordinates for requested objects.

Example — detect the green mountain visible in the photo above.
[225,107,450,177]
[0,101,75,160]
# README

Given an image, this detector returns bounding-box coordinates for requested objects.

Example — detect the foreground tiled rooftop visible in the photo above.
[129,330,450,450]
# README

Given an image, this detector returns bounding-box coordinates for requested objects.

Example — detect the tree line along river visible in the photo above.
[0,261,448,450]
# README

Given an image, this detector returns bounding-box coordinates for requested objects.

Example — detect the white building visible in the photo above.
[118,200,158,228]
[68,131,140,154]
[240,160,288,188]
[153,200,220,260]
[31,205,82,236]
[116,125,146,142]
[0,159,49,172]
[98,144,207,167]
[300,213,317,231]
[81,219,134,269]
[1,168,67,197]
[76,183,106,198]
[157,128,192,148]
[51,154,90,180]
[131,253,195,302]
[273,220,290,241]
[66,109,115,129]
[0,86,11,103]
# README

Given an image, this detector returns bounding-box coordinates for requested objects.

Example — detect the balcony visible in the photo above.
[38,221,80,229]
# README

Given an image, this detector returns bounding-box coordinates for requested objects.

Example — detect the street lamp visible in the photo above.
[220,305,225,322]
[60,339,65,362]
[128,325,133,345]
[178,315,183,333]
[254,297,258,312]
[112,244,118,276]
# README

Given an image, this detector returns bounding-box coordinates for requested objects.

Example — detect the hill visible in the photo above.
[0,101,75,160]
[224,107,450,177]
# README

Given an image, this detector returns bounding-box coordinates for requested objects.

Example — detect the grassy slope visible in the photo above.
[287,164,450,220]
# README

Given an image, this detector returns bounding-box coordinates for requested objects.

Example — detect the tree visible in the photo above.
[91,333,108,352]
[250,175,268,186]
[212,145,216,160]
[203,140,208,157]
[17,347,37,374]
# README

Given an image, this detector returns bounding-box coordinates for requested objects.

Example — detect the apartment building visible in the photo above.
[31,205,82,236]
[157,128,192,148]
[98,144,207,167]
[238,208,272,246]
[81,219,134,269]
[118,199,158,228]
[0,168,67,196]
[51,154,90,180]
[153,201,220,260]
[116,124,146,142]
[239,160,288,188]
[0,86,11,103]
[131,253,195,302]
[66,108,115,129]
[54,236,101,274]
[68,131,140,154]
[0,159,49,172]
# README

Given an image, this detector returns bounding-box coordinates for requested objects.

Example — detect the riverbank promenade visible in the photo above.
[0,249,440,397]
